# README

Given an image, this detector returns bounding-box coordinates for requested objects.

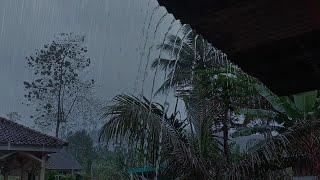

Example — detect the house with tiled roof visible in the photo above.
[0,117,82,180]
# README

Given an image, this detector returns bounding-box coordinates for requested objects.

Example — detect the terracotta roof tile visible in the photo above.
[0,117,67,147]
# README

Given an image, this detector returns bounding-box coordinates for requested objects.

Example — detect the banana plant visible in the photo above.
[233,83,319,138]
[254,83,318,121]
[230,85,320,178]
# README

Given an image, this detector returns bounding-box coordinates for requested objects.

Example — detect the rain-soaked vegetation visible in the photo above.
[0,0,320,179]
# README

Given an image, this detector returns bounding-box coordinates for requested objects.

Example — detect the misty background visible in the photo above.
[0,0,184,133]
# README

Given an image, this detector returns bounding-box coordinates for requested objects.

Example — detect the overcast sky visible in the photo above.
[0,0,184,128]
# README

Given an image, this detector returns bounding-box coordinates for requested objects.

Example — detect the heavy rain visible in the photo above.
[0,0,320,179]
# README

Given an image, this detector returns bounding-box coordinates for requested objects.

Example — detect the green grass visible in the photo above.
[8,177,21,180]
[0,176,21,180]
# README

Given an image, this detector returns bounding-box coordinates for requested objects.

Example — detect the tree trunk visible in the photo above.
[223,109,230,163]
[55,56,65,138]
[55,120,60,138]
[55,91,61,138]
[4,173,8,180]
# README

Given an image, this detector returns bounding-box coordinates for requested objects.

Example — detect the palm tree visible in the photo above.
[151,26,226,94]
[151,26,260,163]
[99,94,225,179]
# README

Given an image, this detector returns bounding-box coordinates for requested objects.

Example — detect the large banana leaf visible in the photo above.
[293,90,318,118]
[254,84,288,114]
[254,83,300,119]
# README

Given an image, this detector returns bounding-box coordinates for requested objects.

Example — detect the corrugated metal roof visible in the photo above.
[46,149,82,170]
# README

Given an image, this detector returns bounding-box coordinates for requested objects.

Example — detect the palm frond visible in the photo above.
[230,119,320,178]
[151,58,177,70]
[100,94,219,178]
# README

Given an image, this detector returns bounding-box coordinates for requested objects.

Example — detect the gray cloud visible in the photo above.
[0,0,184,125]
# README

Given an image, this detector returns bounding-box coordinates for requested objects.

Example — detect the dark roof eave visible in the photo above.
[156,0,320,96]
[0,143,66,153]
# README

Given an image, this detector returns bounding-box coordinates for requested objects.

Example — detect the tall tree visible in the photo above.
[189,67,256,162]
[152,27,258,163]
[24,33,94,137]
[151,26,220,94]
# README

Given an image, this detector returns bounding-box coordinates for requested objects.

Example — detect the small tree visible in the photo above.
[194,66,257,162]
[92,147,130,180]
[24,33,94,137]
[67,130,95,175]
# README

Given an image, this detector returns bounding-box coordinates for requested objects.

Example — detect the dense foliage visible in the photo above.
[100,26,320,179]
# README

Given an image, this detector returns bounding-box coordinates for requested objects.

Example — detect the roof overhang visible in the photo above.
[157,0,320,95]
[0,143,64,153]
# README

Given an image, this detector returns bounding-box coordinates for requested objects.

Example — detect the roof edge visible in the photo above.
[0,117,68,146]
